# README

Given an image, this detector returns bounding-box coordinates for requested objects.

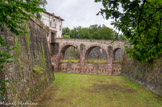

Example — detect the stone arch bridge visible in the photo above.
[51,38,126,75]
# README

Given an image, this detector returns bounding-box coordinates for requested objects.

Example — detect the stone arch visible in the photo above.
[113,48,124,61]
[85,45,108,60]
[60,43,79,59]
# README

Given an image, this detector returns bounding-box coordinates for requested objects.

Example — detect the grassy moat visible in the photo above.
[31,72,162,107]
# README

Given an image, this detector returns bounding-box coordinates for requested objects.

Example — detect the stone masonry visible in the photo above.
[122,54,162,96]
[0,18,54,104]
[51,38,126,75]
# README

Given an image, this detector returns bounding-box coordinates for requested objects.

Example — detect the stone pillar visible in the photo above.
[50,42,58,56]
[67,63,71,73]
[51,42,63,72]
[107,46,113,75]
[51,52,63,72]
[80,44,85,73]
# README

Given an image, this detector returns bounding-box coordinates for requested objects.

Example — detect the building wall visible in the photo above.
[41,12,63,38]
[0,18,54,102]
[41,12,51,27]
[56,19,63,38]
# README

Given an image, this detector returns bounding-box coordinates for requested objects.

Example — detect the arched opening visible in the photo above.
[113,48,124,61]
[59,45,80,73]
[61,45,79,60]
[85,46,107,63]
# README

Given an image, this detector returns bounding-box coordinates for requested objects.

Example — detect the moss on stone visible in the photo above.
[15,36,23,72]
[25,33,30,52]
[15,36,21,58]
[59,59,108,64]
[24,23,30,52]
[33,65,45,74]
[80,43,85,47]
[41,44,46,66]
[59,59,80,63]
[85,59,107,63]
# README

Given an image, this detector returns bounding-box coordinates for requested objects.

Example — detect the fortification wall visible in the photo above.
[121,54,162,96]
[0,18,54,103]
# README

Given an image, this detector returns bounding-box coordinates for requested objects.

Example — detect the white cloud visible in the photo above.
[45,0,114,29]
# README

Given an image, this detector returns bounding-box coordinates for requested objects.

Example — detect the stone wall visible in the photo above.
[85,47,107,60]
[121,54,162,96]
[0,18,54,103]
[63,47,79,60]
[58,62,121,75]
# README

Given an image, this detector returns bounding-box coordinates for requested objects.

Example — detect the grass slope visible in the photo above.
[32,72,162,107]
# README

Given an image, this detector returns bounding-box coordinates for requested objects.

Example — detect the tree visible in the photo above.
[95,0,162,62]
[89,24,101,39]
[63,27,70,35]
[38,0,47,7]
[26,0,47,7]
[70,27,79,38]
[98,26,114,40]
[63,25,117,40]
[80,28,90,39]
[63,35,70,39]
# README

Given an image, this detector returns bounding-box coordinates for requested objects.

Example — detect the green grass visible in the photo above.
[33,72,162,107]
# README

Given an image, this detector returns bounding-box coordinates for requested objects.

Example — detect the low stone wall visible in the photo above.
[0,18,54,103]
[121,54,162,96]
[112,64,122,75]
[58,62,121,75]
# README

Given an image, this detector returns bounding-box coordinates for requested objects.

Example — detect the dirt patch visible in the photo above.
[84,83,137,93]
[29,85,58,107]
[37,86,57,101]
[97,80,105,83]
[54,98,67,103]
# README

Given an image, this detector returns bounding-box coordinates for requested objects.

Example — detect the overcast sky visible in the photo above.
[45,0,114,29]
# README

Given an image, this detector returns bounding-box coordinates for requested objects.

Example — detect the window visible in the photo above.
[41,17,45,23]
[50,19,56,28]
[50,20,52,27]
[60,25,62,31]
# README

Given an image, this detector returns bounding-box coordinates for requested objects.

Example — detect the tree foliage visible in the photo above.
[63,25,124,40]
[0,0,44,35]
[95,0,162,62]
[63,35,70,39]
[26,0,47,8]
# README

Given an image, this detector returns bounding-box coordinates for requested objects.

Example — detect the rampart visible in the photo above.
[0,18,54,103]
